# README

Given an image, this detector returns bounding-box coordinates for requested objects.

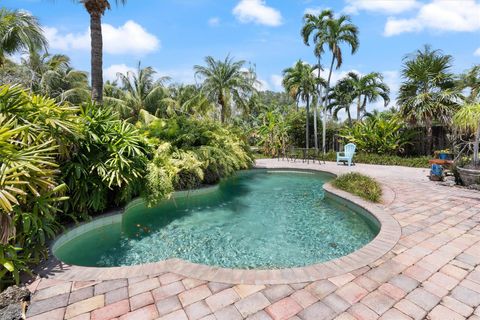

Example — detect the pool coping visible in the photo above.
[40,165,401,285]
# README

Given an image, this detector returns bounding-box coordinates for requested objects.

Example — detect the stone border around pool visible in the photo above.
[41,165,401,285]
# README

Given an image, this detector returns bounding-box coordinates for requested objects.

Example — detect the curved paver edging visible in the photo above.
[42,164,401,285]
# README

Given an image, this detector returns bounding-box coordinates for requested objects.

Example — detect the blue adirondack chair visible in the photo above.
[337,143,356,166]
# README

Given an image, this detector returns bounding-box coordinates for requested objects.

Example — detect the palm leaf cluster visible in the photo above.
[194,56,258,123]
[329,72,390,124]
[0,8,47,65]
[398,45,460,154]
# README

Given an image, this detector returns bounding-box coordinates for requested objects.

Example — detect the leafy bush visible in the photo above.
[143,116,253,205]
[339,116,413,155]
[62,103,150,216]
[332,173,382,203]
[0,86,151,287]
[0,86,71,286]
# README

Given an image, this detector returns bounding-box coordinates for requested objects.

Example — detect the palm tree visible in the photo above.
[301,9,333,151]
[164,84,214,118]
[458,65,480,104]
[398,45,460,155]
[21,51,89,103]
[194,55,257,123]
[328,79,355,125]
[282,60,318,149]
[317,13,359,153]
[76,0,127,103]
[0,8,47,66]
[343,72,390,120]
[115,62,169,121]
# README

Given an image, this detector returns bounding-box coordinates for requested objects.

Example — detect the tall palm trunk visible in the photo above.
[90,12,103,103]
[347,107,352,126]
[306,96,310,150]
[313,99,318,150]
[218,94,226,123]
[313,57,321,150]
[356,95,362,121]
[426,118,433,156]
[322,55,336,154]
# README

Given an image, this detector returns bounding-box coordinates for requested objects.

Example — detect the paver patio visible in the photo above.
[26,160,480,319]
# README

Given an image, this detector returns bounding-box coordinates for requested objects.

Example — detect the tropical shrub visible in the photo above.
[257,111,290,157]
[0,86,71,286]
[452,103,480,167]
[143,116,253,205]
[339,116,413,155]
[332,173,382,203]
[62,103,151,216]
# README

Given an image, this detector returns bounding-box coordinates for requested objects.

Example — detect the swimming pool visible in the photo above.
[53,169,379,269]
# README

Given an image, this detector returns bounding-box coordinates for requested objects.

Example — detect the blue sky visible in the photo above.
[4,0,480,108]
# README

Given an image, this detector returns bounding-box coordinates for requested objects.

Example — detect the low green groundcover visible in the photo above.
[332,173,382,203]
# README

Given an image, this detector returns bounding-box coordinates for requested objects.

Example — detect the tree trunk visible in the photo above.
[90,13,103,103]
[313,99,318,150]
[474,124,480,166]
[426,119,433,156]
[314,56,321,150]
[218,94,225,123]
[347,108,352,126]
[322,55,336,154]
[306,96,310,150]
[357,95,362,121]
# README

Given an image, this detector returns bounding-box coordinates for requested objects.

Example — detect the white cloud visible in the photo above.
[233,0,282,27]
[384,0,480,36]
[104,64,135,81]
[475,48,480,56]
[343,0,419,15]
[45,20,159,55]
[270,74,283,91]
[255,78,270,91]
[208,17,220,27]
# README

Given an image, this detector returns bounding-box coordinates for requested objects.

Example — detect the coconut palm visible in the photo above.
[115,62,169,121]
[21,51,89,103]
[310,13,359,153]
[282,60,319,149]
[163,84,214,118]
[398,45,460,155]
[0,8,47,66]
[301,9,333,150]
[194,55,257,123]
[76,0,127,103]
[345,72,390,120]
[328,79,355,125]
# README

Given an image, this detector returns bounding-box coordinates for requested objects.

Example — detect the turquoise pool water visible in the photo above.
[54,169,379,269]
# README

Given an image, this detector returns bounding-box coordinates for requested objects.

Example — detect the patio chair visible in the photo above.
[337,143,356,166]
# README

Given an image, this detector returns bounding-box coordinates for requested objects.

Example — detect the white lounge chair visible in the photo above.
[337,143,356,166]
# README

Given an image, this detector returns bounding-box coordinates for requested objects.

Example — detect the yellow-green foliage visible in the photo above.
[143,116,253,206]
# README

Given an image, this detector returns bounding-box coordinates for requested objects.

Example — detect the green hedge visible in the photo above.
[255,151,430,168]
[323,152,430,168]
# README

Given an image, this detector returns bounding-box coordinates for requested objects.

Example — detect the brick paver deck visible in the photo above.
[26,160,480,319]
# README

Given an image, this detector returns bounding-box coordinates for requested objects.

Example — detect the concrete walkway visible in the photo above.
[26,160,480,320]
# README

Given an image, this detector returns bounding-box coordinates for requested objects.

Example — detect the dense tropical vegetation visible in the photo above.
[0,3,479,288]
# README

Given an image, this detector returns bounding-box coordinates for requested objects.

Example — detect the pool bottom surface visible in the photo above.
[54,170,378,269]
